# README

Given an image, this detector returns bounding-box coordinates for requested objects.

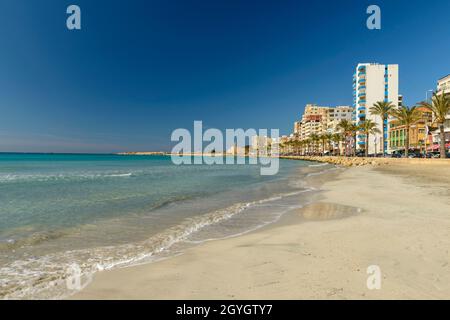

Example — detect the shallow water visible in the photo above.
[0,153,333,299]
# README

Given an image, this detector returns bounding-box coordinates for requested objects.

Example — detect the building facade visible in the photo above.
[389,106,433,153]
[433,75,450,149]
[326,106,353,133]
[250,135,272,155]
[294,104,352,141]
[437,74,450,95]
[353,63,399,155]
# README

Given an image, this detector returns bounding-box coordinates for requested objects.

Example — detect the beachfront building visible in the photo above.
[294,104,352,140]
[300,104,329,140]
[270,135,288,155]
[353,63,399,155]
[389,106,433,153]
[293,121,301,135]
[398,94,403,108]
[250,135,272,156]
[432,74,450,150]
[437,74,450,95]
[226,144,246,155]
[326,106,353,133]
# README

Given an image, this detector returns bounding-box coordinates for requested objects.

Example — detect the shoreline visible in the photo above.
[72,160,450,299]
[280,155,450,167]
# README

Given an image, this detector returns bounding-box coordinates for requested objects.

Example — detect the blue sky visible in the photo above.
[0,0,449,152]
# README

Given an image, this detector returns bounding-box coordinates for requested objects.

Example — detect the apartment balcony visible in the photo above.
[358,99,366,103]
[358,85,366,90]
[358,79,366,83]
[358,141,366,145]
[358,106,366,111]
[358,92,366,97]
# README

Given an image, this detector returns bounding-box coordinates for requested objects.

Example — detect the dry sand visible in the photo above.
[72,162,450,299]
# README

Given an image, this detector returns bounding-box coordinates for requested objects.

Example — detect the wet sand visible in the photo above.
[72,162,450,299]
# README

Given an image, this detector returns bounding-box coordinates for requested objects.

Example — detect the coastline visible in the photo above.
[72,160,450,299]
[280,155,450,167]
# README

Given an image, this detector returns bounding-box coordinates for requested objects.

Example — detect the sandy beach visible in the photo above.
[72,161,450,300]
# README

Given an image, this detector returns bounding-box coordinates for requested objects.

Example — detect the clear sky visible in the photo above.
[0,0,449,153]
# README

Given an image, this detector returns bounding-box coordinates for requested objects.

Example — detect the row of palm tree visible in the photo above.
[281,91,449,159]
[280,132,343,156]
[335,118,380,157]
[368,92,450,158]
[336,119,358,156]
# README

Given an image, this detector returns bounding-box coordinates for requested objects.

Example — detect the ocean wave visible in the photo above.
[308,163,329,167]
[0,188,313,300]
[0,172,134,183]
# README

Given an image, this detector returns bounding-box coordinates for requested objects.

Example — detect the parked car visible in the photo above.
[390,153,402,158]
[432,153,441,158]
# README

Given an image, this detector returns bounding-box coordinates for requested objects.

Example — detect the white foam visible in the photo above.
[0,187,315,300]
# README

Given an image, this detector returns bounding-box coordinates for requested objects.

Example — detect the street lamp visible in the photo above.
[424,90,433,155]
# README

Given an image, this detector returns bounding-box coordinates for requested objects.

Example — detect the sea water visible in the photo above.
[0,153,332,299]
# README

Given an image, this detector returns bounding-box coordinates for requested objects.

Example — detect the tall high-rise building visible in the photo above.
[296,104,329,140]
[353,63,399,154]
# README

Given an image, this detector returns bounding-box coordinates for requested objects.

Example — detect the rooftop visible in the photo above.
[438,74,450,82]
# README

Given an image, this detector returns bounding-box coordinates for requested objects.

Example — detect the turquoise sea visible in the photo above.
[0,153,332,299]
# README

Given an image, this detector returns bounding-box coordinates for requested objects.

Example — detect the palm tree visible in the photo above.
[288,140,297,155]
[305,138,313,155]
[296,140,303,155]
[419,92,450,158]
[358,120,381,157]
[323,133,333,155]
[318,134,325,155]
[293,140,300,155]
[318,134,327,155]
[336,120,352,156]
[301,140,308,155]
[369,101,395,156]
[304,138,310,155]
[331,133,343,155]
[348,123,358,156]
[309,133,320,155]
[390,105,423,157]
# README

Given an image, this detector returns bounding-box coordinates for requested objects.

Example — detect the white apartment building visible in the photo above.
[433,75,450,147]
[326,106,353,133]
[437,74,450,95]
[353,63,399,155]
